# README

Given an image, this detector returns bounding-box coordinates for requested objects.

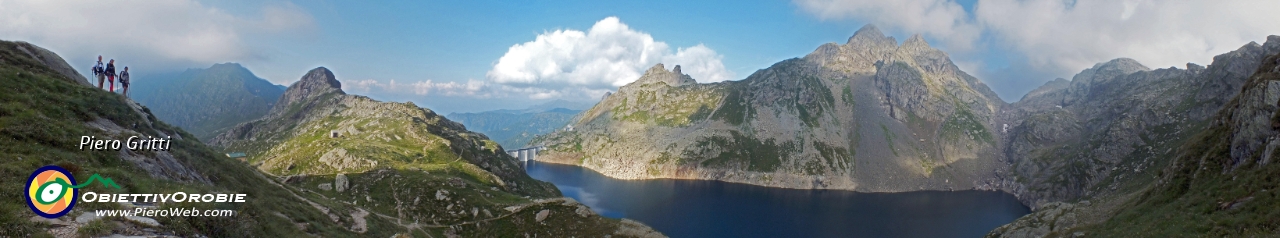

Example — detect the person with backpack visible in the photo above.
[119,67,131,97]
[104,59,117,92]
[92,56,105,89]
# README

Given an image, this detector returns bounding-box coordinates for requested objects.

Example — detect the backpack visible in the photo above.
[92,62,104,75]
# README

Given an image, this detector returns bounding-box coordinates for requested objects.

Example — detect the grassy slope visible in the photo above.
[215,72,659,236]
[0,41,375,237]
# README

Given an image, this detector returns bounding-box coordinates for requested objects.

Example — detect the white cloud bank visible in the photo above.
[0,0,315,71]
[354,17,734,101]
[488,17,734,89]
[797,0,1280,96]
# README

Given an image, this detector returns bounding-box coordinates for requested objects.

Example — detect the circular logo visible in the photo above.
[26,165,78,218]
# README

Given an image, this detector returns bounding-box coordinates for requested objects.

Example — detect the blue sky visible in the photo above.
[4,0,1278,114]
[233,0,899,113]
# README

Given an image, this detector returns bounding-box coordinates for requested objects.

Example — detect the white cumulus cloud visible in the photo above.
[975,0,1280,72]
[487,16,735,91]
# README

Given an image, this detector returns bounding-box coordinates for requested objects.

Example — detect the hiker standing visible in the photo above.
[92,56,105,89]
[105,59,116,92]
[119,67,131,97]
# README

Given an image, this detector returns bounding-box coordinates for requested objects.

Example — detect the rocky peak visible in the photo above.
[1094,58,1150,75]
[1063,58,1148,103]
[1187,63,1206,74]
[629,63,697,87]
[298,67,343,91]
[273,67,345,111]
[901,34,930,49]
[845,24,897,49]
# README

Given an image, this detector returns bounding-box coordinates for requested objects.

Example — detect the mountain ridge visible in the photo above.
[130,63,285,141]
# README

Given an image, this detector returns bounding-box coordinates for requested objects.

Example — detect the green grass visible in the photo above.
[939,105,994,145]
[77,218,112,237]
[795,76,837,128]
[711,85,754,125]
[610,85,724,127]
[880,124,899,157]
[841,86,855,104]
[692,131,793,172]
[814,142,851,170]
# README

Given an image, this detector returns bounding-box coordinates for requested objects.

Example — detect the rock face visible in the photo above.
[272,67,343,116]
[634,64,697,87]
[1000,36,1280,208]
[534,24,1006,193]
[993,40,1280,237]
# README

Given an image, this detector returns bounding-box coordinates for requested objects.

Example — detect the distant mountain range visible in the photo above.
[130,63,285,141]
[447,100,588,148]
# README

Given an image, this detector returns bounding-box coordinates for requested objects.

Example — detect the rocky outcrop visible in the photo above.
[271,67,344,116]
[633,64,697,87]
[993,42,1280,238]
[1000,35,1280,208]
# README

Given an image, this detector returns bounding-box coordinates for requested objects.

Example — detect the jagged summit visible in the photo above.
[298,67,343,91]
[901,34,929,49]
[274,67,344,111]
[1072,58,1150,83]
[846,24,897,49]
[629,63,697,87]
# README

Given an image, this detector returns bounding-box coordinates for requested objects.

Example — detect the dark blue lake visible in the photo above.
[524,161,1030,238]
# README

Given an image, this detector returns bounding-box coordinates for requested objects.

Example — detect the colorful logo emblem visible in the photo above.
[26,165,78,218]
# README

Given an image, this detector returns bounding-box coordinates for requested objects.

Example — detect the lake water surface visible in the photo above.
[525,161,1030,238]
